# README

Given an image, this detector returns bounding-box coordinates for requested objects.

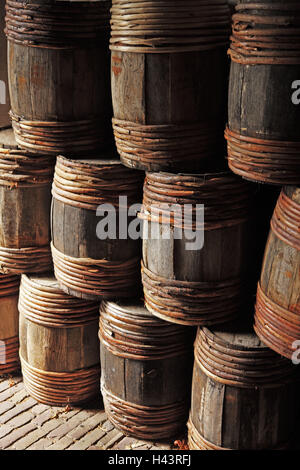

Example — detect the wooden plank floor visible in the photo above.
[0,374,174,451]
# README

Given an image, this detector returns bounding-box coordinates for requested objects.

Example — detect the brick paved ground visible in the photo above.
[0,373,175,451]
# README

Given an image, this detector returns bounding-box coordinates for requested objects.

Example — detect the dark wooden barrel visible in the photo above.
[51,155,143,301]
[111,0,230,172]
[19,273,100,405]
[5,0,112,156]
[99,299,194,440]
[226,0,300,185]
[0,274,20,375]
[0,128,54,274]
[254,186,300,360]
[141,171,256,326]
[188,320,299,450]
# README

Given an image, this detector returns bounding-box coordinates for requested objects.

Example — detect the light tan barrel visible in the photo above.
[19,273,100,405]
[0,128,54,274]
[189,320,299,450]
[0,274,20,375]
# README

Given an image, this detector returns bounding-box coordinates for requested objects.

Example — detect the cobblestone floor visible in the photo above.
[0,374,174,451]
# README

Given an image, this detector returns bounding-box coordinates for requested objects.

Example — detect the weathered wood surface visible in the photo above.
[254,186,300,359]
[189,321,300,450]
[0,128,53,274]
[111,0,230,171]
[19,273,100,406]
[141,171,257,325]
[112,49,228,172]
[51,156,143,300]
[6,0,112,155]
[99,299,194,440]
[0,274,20,375]
[226,0,300,184]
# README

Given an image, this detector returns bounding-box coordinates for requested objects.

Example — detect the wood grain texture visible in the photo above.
[227,1,300,183]
[190,321,300,450]
[112,49,228,171]
[8,43,111,123]
[19,274,100,373]
[99,299,194,439]
[0,295,19,341]
[254,186,300,358]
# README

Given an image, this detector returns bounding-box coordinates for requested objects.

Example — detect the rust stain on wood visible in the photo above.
[31,64,45,87]
[18,75,26,90]
[112,65,122,76]
[112,56,122,64]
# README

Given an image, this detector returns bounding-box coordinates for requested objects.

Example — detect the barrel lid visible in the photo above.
[202,316,266,351]
[284,186,300,205]
[148,169,231,181]
[57,152,123,169]
[102,298,155,319]
[22,272,60,292]
[0,128,18,150]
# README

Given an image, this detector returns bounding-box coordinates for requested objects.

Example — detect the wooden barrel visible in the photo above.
[5,0,112,156]
[0,5,10,128]
[19,273,100,405]
[0,274,20,375]
[254,186,300,360]
[0,128,54,274]
[111,0,230,172]
[188,320,299,450]
[225,0,300,185]
[99,299,194,440]
[141,171,255,326]
[51,155,143,300]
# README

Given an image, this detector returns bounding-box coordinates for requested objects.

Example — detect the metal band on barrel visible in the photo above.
[5,0,110,48]
[271,189,300,251]
[99,301,192,360]
[194,328,296,388]
[110,0,230,53]
[101,384,188,440]
[21,356,100,406]
[112,118,224,169]
[10,111,109,155]
[19,275,99,329]
[255,283,300,359]
[142,262,243,326]
[51,243,141,299]
[187,419,231,450]
[52,156,143,211]
[0,246,52,275]
[0,148,55,187]
[225,127,300,185]
[229,3,300,65]
[0,274,20,297]
[139,171,253,231]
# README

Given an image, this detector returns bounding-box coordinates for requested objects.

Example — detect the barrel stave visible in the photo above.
[189,323,299,450]
[99,299,194,439]
[19,273,100,405]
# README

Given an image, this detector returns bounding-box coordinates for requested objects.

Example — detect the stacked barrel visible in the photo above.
[0,0,299,452]
[225,2,300,362]
[0,0,115,398]
[185,0,300,450]
[110,0,230,172]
